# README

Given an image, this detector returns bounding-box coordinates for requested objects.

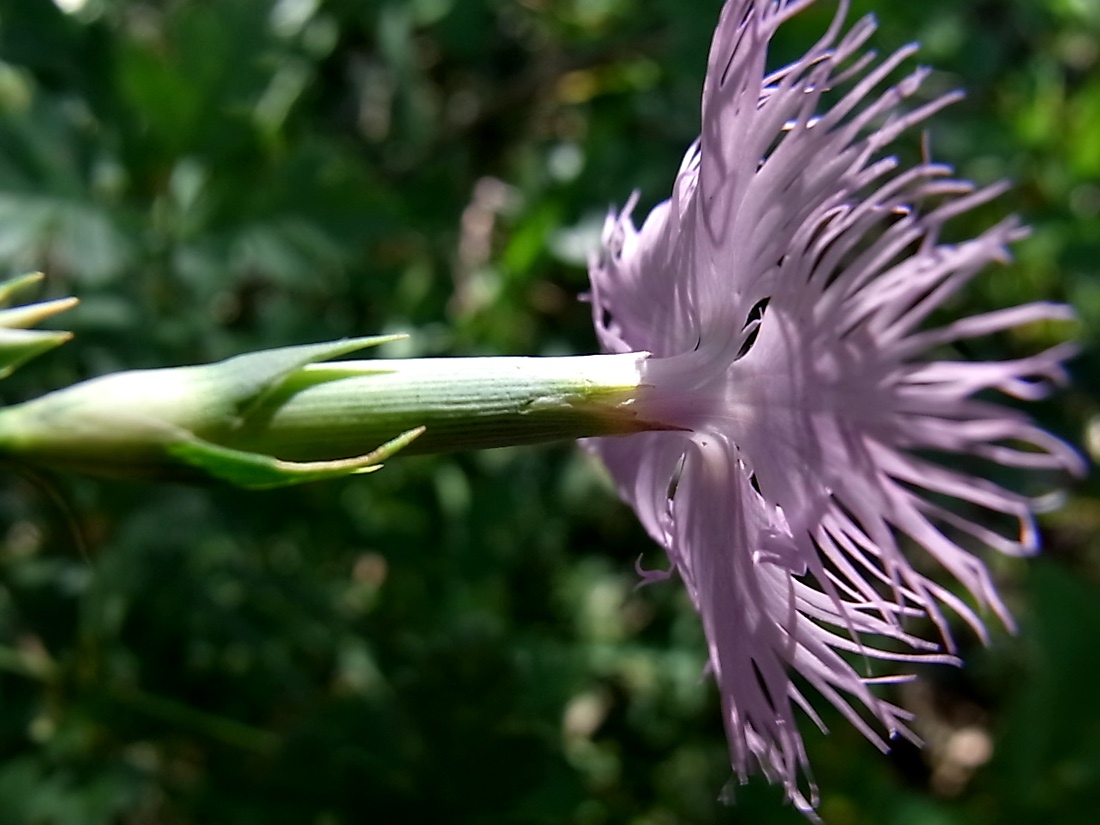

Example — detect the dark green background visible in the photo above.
[0,0,1097,822]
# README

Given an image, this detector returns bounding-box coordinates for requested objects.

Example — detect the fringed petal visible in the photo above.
[585,0,1080,813]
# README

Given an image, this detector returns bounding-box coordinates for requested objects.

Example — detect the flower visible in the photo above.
[586,0,1083,814]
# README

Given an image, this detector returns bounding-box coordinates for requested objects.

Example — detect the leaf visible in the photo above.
[168,425,425,489]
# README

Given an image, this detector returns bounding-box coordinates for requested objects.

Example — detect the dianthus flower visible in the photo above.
[0,1,1082,812]
[586,0,1083,812]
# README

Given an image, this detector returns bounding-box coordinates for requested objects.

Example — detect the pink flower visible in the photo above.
[586,0,1083,814]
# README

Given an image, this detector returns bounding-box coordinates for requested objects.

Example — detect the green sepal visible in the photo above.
[0,272,47,306]
[207,334,405,420]
[167,425,425,489]
[0,328,75,379]
[0,296,79,329]
[0,273,78,378]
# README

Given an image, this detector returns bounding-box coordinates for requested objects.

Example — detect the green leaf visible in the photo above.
[208,334,407,418]
[167,425,425,489]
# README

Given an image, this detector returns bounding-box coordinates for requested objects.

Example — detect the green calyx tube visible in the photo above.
[0,336,662,488]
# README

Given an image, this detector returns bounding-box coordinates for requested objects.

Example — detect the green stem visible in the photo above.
[0,343,670,485]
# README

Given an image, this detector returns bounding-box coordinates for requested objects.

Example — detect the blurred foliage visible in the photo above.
[0,0,1097,823]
